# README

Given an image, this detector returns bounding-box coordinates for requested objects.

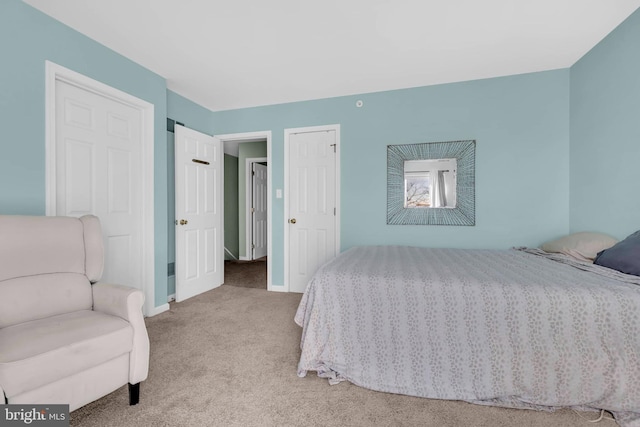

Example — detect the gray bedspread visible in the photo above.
[294,246,640,426]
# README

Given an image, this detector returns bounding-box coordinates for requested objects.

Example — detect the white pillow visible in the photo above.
[541,232,618,262]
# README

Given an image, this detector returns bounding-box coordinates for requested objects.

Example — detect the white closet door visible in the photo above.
[55,79,143,291]
[287,129,337,293]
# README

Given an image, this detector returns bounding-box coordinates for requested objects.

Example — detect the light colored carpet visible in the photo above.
[223,259,267,289]
[70,285,610,426]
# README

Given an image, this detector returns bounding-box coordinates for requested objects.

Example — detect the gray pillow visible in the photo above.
[540,232,617,262]
[594,230,640,276]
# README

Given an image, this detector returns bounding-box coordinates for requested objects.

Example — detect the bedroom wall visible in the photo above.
[569,8,640,240]
[12,0,622,299]
[212,69,571,288]
[167,129,176,296]
[0,0,170,309]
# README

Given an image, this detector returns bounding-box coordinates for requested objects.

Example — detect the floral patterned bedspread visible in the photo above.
[295,246,640,426]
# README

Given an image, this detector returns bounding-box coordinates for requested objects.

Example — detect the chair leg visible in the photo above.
[128,383,140,405]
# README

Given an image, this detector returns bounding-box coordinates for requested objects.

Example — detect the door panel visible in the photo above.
[287,129,337,293]
[204,168,216,214]
[64,139,93,215]
[107,149,131,213]
[106,235,131,286]
[175,125,223,302]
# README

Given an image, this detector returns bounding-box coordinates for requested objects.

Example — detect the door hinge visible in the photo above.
[252,244,255,249]
[251,207,255,213]
[334,207,336,216]
[330,143,336,153]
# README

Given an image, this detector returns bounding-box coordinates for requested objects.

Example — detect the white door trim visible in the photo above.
[283,124,341,293]
[243,157,268,261]
[44,61,160,317]
[215,131,274,291]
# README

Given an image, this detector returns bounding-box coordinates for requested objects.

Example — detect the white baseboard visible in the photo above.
[267,284,287,292]
[224,247,238,260]
[146,303,170,317]
[167,293,176,302]
[239,256,251,261]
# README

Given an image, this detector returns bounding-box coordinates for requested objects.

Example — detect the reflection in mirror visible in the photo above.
[404,159,457,208]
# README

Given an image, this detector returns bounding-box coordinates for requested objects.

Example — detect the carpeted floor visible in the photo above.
[223,259,267,289]
[70,282,609,426]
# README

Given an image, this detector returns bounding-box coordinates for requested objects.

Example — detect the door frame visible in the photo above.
[283,124,341,293]
[215,131,274,290]
[244,157,267,261]
[44,61,159,317]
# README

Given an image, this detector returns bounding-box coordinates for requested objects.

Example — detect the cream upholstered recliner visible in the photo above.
[0,215,149,411]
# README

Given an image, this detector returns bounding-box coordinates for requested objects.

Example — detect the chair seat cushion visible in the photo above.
[0,310,133,397]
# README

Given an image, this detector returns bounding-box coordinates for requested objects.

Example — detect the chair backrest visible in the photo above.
[0,215,104,328]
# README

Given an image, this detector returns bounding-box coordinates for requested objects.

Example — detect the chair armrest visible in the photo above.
[92,283,144,321]
[92,283,150,384]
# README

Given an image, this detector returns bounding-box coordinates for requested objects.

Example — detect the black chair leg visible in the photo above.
[128,383,140,405]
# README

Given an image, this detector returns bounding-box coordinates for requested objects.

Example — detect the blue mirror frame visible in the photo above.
[387,140,476,225]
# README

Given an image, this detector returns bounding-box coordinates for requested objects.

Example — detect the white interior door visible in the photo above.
[175,125,223,302]
[55,79,143,291]
[287,128,338,293]
[252,162,268,259]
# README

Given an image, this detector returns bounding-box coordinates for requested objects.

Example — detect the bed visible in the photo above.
[294,245,640,426]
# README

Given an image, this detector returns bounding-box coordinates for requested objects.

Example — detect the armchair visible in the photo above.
[0,215,149,411]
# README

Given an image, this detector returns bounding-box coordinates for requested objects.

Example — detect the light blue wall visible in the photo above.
[0,0,169,308]
[212,70,571,287]
[167,90,215,135]
[569,8,640,240]
[166,131,176,297]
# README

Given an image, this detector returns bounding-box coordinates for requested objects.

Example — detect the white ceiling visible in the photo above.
[23,0,640,112]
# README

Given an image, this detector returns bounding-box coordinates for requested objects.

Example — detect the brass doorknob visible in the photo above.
[179,219,188,225]
[289,218,296,224]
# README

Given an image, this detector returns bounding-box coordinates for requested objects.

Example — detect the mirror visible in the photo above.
[404,159,457,208]
[387,140,475,226]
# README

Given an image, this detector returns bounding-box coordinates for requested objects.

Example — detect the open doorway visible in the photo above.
[217,131,272,290]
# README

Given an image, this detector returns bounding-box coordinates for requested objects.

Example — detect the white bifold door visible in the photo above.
[174,125,223,302]
[54,79,144,292]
